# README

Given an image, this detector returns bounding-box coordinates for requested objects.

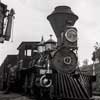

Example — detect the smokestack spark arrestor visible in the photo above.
[47,6,78,46]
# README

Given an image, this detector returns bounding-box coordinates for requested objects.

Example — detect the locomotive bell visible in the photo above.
[47,6,78,46]
[45,34,56,51]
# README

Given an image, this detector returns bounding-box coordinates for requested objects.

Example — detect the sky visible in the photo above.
[0,0,100,66]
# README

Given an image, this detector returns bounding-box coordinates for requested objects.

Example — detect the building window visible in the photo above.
[27,49,31,56]
[24,49,32,56]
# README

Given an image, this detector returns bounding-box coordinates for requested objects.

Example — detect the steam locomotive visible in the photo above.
[31,6,79,99]
[3,6,95,100]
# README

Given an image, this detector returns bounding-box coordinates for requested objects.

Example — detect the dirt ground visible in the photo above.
[0,91,35,100]
[93,96,100,100]
[0,91,100,100]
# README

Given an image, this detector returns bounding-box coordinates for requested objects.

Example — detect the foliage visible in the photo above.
[92,42,100,62]
[81,63,100,93]
[82,59,89,66]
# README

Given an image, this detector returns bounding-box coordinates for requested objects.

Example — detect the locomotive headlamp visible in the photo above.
[65,28,77,42]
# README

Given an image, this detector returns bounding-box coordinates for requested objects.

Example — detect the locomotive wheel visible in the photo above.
[52,47,77,73]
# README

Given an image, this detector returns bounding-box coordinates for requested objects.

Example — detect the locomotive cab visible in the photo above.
[17,42,39,69]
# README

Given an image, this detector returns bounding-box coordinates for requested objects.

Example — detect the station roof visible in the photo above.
[0,55,18,68]
[17,41,40,50]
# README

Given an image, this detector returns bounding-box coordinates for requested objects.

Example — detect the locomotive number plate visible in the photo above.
[40,69,52,74]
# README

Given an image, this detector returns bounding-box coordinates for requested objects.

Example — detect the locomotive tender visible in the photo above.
[2,6,96,100]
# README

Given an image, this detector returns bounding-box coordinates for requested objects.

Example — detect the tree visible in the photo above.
[82,59,89,66]
[92,42,100,62]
